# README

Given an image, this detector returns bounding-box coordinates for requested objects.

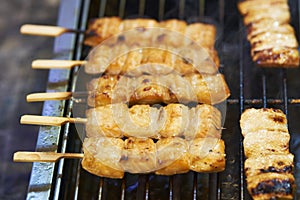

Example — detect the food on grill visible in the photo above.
[120,137,156,173]
[82,137,124,179]
[252,47,299,67]
[246,173,295,200]
[243,130,290,158]
[84,17,216,48]
[155,137,189,175]
[189,138,225,172]
[85,46,219,75]
[82,137,226,178]
[238,0,299,68]
[87,73,230,106]
[240,108,288,136]
[244,154,294,177]
[85,103,222,140]
[240,108,295,199]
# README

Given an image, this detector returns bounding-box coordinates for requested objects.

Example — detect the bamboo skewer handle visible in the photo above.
[20,115,87,126]
[20,24,70,37]
[32,59,87,69]
[14,151,84,162]
[27,92,72,102]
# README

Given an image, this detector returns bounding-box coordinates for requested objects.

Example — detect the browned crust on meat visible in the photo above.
[246,173,295,200]
[252,47,299,68]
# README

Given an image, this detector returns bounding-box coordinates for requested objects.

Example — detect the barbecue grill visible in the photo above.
[24,0,300,199]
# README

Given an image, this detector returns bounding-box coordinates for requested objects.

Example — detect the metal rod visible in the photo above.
[193,173,197,199]
[227,98,300,105]
[262,73,267,108]
[137,175,147,199]
[159,0,165,20]
[97,178,104,200]
[121,179,126,200]
[139,0,146,16]
[99,0,107,17]
[179,0,185,19]
[282,69,288,115]
[119,0,126,18]
[199,0,205,17]
[169,177,173,200]
[238,19,245,200]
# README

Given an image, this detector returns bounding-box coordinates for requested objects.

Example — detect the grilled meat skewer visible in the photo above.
[87,73,230,106]
[86,103,222,140]
[82,137,226,178]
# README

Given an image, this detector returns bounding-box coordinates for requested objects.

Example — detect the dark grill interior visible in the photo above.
[26,0,300,199]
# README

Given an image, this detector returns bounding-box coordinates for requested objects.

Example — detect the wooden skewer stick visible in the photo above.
[20,115,87,126]
[26,92,73,102]
[20,24,85,37]
[32,59,87,69]
[14,151,83,162]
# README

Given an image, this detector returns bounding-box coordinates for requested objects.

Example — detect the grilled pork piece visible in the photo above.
[246,173,295,200]
[252,47,299,67]
[84,17,122,47]
[242,6,290,26]
[238,0,288,16]
[243,130,290,158]
[247,21,295,40]
[155,137,189,175]
[87,73,230,106]
[85,46,220,75]
[84,17,217,48]
[238,0,299,68]
[85,103,222,139]
[249,32,298,52]
[82,137,226,178]
[189,138,225,172]
[121,137,156,173]
[82,137,125,178]
[244,154,294,177]
[240,108,288,137]
[240,108,295,199]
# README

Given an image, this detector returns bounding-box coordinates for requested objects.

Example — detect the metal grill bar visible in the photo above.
[119,0,126,18]
[239,18,246,200]
[26,0,300,199]
[179,0,185,19]
[158,0,165,20]
[262,74,267,108]
[282,70,288,115]
[139,0,146,16]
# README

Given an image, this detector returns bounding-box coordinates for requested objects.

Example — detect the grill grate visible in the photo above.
[26,0,300,199]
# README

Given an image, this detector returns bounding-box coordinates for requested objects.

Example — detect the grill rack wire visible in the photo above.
[26,0,300,199]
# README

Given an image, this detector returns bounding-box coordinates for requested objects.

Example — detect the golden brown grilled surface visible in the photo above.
[243,130,290,158]
[240,108,288,137]
[238,0,299,68]
[82,137,226,177]
[240,108,295,199]
[189,138,225,172]
[84,17,122,47]
[252,47,299,68]
[82,137,125,179]
[121,137,157,173]
[85,103,222,139]
[87,73,230,107]
[244,154,294,177]
[238,0,288,16]
[155,137,189,175]
[242,6,290,26]
[85,46,220,75]
[84,17,216,48]
[247,21,295,41]
[246,173,295,200]
[249,32,298,51]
